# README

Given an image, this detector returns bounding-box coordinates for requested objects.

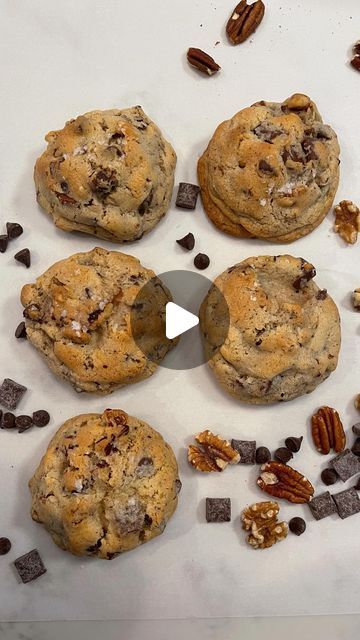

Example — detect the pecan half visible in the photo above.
[257,462,314,504]
[187,430,240,472]
[226,0,265,45]
[334,200,360,244]
[187,48,220,76]
[242,501,288,549]
[311,406,346,455]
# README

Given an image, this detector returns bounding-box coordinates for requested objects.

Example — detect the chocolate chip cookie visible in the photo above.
[29,409,180,559]
[34,107,176,242]
[200,255,340,403]
[198,94,340,242]
[21,247,174,393]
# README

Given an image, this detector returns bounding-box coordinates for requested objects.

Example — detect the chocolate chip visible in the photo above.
[231,440,256,464]
[274,447,293,464]
[15,322,27,339]
[258,160,276,175]
[194,253,210,270]
[138,189,154,216]
[205,498,231,523]
[302,138,318,161]
[255,446,271,464]
[144,514,153,527]
[352,438,360,457]
[321,468,338,486]
[0,378,27,410]
[308,492,337,520]
[331,449,360,482]
[333,487,360,519]
[88,309,102,324]
[14,248,31,268]
[288,517,306,536]
[2,412,16,429]
[285,436,303,453]
[6,222,23,239]
[316,289,328,300]
[90,168,118,200]
[16,415,33,433]
[14,549,47,583]
[0,235,8,253]
[175,183,200,210]
[176,232,195,250]
[352,423,360,437]
[32,410,50,428]
[0,537,11,555]
[60,180,69,193]
[86,539,102,553]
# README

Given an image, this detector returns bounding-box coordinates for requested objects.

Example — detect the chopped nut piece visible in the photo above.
[187,430,240,472]
[242,501,288,549]
[334,200,360,244]
[352,289,360,311]
[257,462,314,504]
[311,406,346,455]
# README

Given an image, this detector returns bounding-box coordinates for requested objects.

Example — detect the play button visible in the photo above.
[130,269,229,370]
[165,302,199,339]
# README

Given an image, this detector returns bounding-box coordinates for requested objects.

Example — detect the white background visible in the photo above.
[0,0,360,623]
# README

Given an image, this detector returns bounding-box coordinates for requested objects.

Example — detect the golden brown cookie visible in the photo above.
[198,94,340,242]
[200,255,341,403]
[29,409,180,559]
[34,107,176,242]
[21,247,175,393]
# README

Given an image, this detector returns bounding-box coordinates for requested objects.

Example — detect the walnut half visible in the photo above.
[334,200,360,244]
[242,501,288,549]
[187,430,240,472]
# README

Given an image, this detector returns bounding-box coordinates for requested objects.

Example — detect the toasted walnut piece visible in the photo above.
[352,289,360,311]
[311,406,346,455]
[102,409,129,433]
[188,445,225,472]
[257,462,314,504]
[334,200,360,244]
[283,93,311,111]
[242,501,288,549]
[187,430,240,472]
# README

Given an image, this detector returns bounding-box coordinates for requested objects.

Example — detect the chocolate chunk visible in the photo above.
[15,321,27,339]
[176,232,195,250]
[0,378,27,410]
[253,124,283,142]
[321,468,339,486]
[331,449,360,482]
[175,478,182,494]
[16,415,33,433]
[293,264,316,292]
[352,438,360,457]
[88,309,102,324]
[14,248,31,268]
[316,289,328,300]
[258,160,276,175]
[6,222,23,239]
[351,56,360,72]
[194,253,210,270]
[333,488,360,519]
[274,447,293,464]
[288,517,306,536]
[0,235,8,253]
[90,168,118,200]
[285,436,303,453]
[14,549,47,583]
[138,189,154,216]
[60,180,69,193]
[0,537,11,555]
[302,138,318,161]
[352,423,360,437]
[32,410,50,428]
[308,492,337,520]
[289,145,305,163]
[175,183,200,210]
[206,498,231,523]
[231,440,256,464]
[255,446,271,464]
[2,412,16,429]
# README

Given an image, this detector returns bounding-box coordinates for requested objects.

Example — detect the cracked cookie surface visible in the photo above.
[200,255,340,403]
[21,247,174,393]
[34,107,176,242]
[198,94,340,242]
[29,409,180,559]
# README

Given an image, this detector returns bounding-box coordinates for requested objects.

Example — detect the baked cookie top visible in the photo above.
[29,409,180,559]
[34,107,176,242]
[198,94,340,242]
[200,255,341,403]
[21,247,174,393]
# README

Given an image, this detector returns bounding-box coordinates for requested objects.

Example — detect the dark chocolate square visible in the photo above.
[308,492,337,520]
[14,549,47,584]
[331,449,360,482]
[231,440,256,464]
[175,183,200,210]
[206,498,231,523]
[333,488,360,519]
[0,378,27,410]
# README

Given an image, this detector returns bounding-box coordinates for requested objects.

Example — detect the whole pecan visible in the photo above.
[311,406,346,455]
[226,0,265,46]
[187,48,220,76]
[257,462,314,504]
[188,429,240,472]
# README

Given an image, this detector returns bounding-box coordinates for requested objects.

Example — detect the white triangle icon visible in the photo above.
[165,302,199,340]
